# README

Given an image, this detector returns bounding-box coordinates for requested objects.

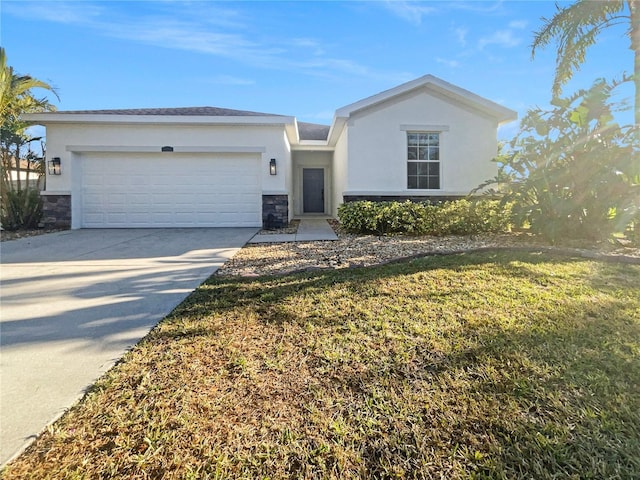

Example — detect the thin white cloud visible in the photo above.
[383,0,437,26]
[106,20,276,59]
[454,27,468,46]
[449,1,506,14]
[161,1,248,30]
[291,38,326,56]
[383,0,505,26]
[3,0,104,24]
[436,57,460,68]
[8,0,406,83]
[478,29,522,50]
[206,75,255,86]
[508,20,528,30]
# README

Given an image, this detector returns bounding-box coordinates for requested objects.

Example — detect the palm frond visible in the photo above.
[531,0,628,96]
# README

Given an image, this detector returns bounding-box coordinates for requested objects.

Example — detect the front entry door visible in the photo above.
[303,168,324,213]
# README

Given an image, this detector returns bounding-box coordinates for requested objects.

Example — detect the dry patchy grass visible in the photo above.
[2,251,639,479]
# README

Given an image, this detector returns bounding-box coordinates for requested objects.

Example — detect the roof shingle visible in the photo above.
[54,106,286,117]
[298,121,330,141]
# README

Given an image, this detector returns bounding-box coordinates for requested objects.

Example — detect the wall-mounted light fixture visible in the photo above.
[48,157,61,175]
[161,146,174,152]
[269,158,277,175]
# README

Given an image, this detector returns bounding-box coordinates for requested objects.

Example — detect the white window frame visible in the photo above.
[406,131,441,190]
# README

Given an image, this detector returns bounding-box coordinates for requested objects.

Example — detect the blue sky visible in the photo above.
[2,0,634,139]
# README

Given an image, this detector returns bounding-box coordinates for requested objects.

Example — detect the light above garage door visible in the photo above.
[80,153,262,228]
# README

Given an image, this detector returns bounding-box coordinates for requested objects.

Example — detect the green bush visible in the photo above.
[338,199,512,236]
[626,217,640,246]
[1,188,43,230]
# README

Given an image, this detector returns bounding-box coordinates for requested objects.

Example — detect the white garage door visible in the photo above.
[80,153,262,228]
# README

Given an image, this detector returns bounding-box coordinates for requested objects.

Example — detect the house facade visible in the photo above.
[25,75,517,229]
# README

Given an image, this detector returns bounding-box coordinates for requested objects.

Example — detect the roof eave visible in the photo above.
[326,116,347,147]
[22,113,296,127]
[335,74,517,124]
[286,120,300,145]
[292,141,334,152]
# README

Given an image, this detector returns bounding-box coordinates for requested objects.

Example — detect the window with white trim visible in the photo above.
[407,132,440,189]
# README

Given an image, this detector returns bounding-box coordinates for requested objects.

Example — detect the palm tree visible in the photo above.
[0,47,58,228]
[531,0,639,126]
[0,47,57,126]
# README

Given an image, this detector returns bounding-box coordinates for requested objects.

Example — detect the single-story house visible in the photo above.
[24,74,517,229]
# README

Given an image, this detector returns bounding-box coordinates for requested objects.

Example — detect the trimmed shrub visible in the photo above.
[338,199,512,236]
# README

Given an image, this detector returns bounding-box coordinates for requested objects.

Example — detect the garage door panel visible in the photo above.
[83,175,103,186]
[107,194,127,205]
[126,193,150,205]
[84,213,104,224]
[80,154,262,228]
[127,213,151,224]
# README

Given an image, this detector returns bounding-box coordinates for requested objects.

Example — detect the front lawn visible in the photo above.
[3,251,639,479]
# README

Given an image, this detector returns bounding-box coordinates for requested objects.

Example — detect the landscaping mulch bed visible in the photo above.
[218,220,640,277]
[257,219,300,235]
[0,228,67,242]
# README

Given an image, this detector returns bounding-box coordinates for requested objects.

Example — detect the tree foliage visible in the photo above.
[490,1,640,244]
[0,47,57,229]
[531,0,640,124]
[476,77,639,243]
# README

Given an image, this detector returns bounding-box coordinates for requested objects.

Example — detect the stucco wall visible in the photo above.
[282,130,294,221]
[43,123,291,195]
[344,88,500,196]
[332,128,348,217]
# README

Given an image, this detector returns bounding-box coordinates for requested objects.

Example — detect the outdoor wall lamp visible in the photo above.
[48,157,61,175]
[269,158,277,175]
[161,146,174,152]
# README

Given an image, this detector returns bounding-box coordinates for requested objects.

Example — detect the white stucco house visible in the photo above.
[24,74,517,229]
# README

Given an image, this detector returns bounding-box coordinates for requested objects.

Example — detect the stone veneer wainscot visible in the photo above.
[41,193,71,228]
[262,194,288,229]
[343,195,465,204]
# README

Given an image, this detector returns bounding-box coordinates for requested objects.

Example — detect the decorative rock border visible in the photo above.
[217,231,640,277]
[283,246,640,276]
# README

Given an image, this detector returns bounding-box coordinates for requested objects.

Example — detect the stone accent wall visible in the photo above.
[262,195,289,229]
[343,195,466,204]
[41,194,71,228]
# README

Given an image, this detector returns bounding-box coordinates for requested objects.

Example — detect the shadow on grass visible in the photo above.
[12,250,635,479]
[154,250,640,478]
[160,250,591,327]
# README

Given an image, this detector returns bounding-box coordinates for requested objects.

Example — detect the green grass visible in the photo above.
[3,251,639,479]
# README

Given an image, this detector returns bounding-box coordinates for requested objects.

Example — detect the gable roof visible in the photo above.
[335,74,517,124]
[24,75,516,149]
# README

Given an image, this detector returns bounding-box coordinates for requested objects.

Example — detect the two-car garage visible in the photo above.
[78,153,262,228]
[24,107,296,229]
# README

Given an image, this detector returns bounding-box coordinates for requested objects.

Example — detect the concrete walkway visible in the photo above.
[248,218,338,243]
[0,228,257,467]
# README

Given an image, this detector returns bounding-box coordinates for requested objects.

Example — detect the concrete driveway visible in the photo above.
[0,228,257,466]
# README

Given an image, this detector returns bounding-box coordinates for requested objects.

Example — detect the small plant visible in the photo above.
[338,199,512,236]
[0,188,42,230]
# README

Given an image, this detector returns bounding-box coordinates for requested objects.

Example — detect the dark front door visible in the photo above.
[303,168,324,213]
